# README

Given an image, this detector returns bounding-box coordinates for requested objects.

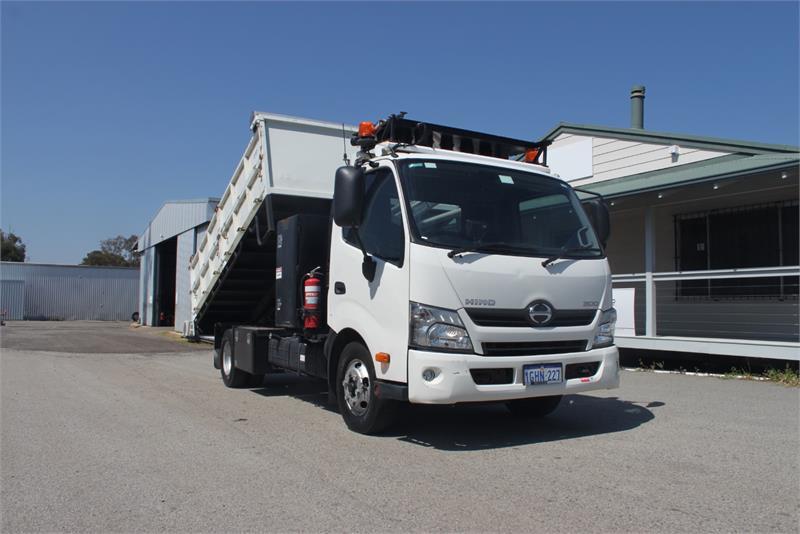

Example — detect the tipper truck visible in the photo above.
[189,112,619,434]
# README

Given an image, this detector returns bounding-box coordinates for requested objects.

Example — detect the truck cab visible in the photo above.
[191,113,618,434]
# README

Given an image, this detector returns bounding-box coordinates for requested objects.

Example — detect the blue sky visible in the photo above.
[2,1,798,264]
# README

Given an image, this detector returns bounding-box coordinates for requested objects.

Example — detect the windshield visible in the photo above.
[398,159,603,258]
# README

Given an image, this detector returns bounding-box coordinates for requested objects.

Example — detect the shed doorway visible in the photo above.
[154,237,177,326]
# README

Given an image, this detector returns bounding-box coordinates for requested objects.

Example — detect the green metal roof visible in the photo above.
[542,122,799,155]
[580,153,800,198]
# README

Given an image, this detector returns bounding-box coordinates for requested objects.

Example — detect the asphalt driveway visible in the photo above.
[1,321,797,532]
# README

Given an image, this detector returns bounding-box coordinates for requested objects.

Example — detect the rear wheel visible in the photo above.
[336,342,397,434]
[506,395,563,418]
[220,329,250,388]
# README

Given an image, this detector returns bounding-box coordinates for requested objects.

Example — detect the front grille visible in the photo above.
[466,308,596,328]
[482,340,588,356]
[470,368,514,385]
[565,361,601,380]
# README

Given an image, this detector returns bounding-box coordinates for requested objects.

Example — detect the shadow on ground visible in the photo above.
[251,374,661,451]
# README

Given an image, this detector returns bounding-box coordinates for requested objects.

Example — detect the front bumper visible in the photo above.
[407,346,619,404]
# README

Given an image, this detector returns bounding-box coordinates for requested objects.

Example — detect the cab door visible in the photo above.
[327,165,410,384]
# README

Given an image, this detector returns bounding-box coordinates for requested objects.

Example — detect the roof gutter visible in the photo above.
[584,158,799,199]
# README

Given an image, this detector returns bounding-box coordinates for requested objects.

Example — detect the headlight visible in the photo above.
[410,302,473,352]
[592,308,617,349]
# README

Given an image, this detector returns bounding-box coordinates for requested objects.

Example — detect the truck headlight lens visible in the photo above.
[410,302,473,352]
[592,308,617,349]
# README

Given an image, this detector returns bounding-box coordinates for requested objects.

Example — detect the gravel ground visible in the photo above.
[1,321,797,533]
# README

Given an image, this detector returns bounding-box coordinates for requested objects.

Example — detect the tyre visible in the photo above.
[336,342,398,434]
[248,374,265,388]
[219,329,250,388]
[506,395,563,418]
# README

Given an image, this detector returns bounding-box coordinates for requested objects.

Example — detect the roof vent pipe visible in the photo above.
[630,85,645,129]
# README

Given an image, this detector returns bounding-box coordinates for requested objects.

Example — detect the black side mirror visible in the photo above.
[582,199,611,248]
[362,257,376,282]
[333,166,376,282]
[333,166,364,227]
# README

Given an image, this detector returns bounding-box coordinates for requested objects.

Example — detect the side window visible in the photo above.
[344,169,405,265]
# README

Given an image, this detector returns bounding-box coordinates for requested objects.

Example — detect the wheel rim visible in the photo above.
[342,358,371,417]
[222,342,232,376]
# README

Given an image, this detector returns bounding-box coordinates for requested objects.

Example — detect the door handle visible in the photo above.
[334,282,346,295]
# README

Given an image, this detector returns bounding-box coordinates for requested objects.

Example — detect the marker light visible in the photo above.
[375,352,390,364]
[524,148,540,163]
[358,121,376,137]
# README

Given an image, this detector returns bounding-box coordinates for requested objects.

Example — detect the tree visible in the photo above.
[0,229,26,262]
[81,234,139,267]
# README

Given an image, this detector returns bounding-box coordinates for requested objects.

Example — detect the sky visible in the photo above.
[2,1,798,264]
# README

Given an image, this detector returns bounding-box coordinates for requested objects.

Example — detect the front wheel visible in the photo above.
[336,342,397,434]
[506,395,563,418]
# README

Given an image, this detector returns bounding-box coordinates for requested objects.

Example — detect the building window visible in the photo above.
[675,200,799,299]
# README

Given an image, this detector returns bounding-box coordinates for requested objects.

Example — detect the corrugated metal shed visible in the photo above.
[0,262,139,321]
[138,198,218,251]
[1,279,25,320]
[139,199,216,331]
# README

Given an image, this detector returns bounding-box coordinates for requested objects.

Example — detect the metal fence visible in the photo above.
[613,266,800,343]
[0,262,139,321]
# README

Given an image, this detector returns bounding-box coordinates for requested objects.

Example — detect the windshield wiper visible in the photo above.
[541,247,602,267]
[447,242,521,259]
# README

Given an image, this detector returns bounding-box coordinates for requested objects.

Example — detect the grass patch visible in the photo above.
[638,358,665,371]
[724,365,799,386]
[764,366,800,387]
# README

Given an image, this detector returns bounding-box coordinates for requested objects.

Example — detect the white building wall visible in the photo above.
[545,134,593,181]
[590,138,731,183]
[547,133,731,185]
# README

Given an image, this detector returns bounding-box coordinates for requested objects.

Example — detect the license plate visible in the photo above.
[523,363,562,385]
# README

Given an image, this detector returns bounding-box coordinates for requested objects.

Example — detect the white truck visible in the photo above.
[189,112,619,434]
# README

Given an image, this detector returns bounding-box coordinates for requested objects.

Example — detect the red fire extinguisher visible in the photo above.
[303,267,323,330]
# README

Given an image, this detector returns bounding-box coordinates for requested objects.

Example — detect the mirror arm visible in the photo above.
[350,228,376,283]
[575,188,611,250]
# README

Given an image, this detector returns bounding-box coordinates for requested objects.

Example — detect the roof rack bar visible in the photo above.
[368,115,551,165]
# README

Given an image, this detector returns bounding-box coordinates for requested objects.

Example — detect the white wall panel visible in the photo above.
[547,135,593,182]
[174,230,195,332]
[589,137,729,183]
[549,133,732,186]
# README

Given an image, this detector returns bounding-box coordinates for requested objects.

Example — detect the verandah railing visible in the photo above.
[612,266,800,343]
